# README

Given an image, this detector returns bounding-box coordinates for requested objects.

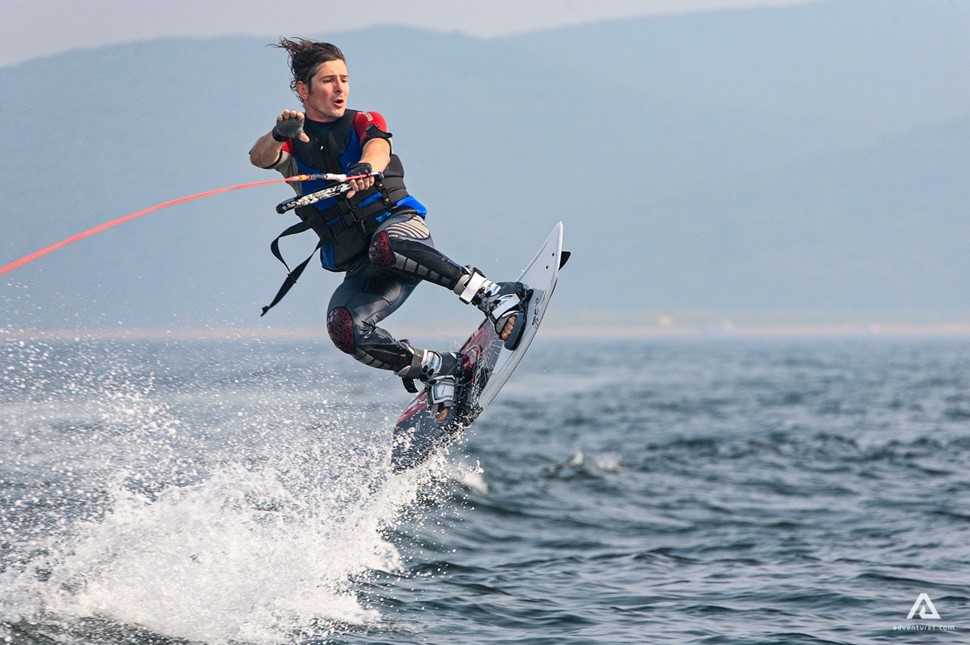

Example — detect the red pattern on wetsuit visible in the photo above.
[327,307,357,354]
[368,231,395,267]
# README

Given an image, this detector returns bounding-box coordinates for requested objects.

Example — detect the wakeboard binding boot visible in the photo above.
[455,268,532,350]
[398,347,471,422]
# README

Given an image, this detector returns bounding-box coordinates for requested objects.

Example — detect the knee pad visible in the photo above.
[327,307,358,354]
[368,231,396,267]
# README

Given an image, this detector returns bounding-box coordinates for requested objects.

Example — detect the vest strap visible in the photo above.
[261,220,321,316]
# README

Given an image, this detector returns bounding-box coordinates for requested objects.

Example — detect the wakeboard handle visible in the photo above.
[275,172,384,214]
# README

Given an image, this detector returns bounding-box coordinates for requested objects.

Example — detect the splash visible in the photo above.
[25,468,400,642]
[0,338,441,644]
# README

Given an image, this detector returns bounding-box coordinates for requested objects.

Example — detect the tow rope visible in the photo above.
[0,172,373,277]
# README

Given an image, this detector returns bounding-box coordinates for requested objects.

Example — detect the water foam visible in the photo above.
[42,468,401,642]
[1,339,439,643]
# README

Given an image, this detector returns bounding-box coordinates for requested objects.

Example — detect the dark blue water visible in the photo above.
[2,336,968,643]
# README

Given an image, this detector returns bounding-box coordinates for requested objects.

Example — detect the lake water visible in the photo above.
[1,336,968,643]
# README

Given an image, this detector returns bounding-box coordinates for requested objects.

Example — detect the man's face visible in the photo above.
[297,59,349,122]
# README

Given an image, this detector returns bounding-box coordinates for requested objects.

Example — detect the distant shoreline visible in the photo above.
[5,322,970,342]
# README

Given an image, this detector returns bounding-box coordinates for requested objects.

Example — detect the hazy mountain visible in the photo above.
[2,0,968,333]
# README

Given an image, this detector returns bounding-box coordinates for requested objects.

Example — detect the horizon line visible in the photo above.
[4,321,970,343]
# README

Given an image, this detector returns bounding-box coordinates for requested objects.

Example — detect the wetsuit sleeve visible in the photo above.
[354,111,393,145]
[270,140,298,190]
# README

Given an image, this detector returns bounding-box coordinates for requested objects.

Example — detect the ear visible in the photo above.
[296,80,309,102]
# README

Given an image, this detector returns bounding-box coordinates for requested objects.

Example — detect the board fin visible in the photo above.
[560,250,571,269]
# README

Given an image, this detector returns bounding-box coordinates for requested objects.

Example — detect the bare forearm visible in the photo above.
[250,109,307,169]
[249,132,284,169]
[360,138,391,174]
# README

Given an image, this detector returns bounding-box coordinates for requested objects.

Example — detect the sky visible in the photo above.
[2,0,824,68]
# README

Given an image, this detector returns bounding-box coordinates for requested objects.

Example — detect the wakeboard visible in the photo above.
[391,222,569,472]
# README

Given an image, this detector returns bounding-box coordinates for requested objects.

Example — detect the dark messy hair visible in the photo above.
[273,38,346,97]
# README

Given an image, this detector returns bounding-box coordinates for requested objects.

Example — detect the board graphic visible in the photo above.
[391,222,568,472]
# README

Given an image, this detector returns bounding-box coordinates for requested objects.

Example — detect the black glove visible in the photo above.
[271,116,305,142]
[345,162,373,179]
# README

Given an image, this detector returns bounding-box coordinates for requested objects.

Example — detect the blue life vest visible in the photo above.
[287,110,426,271]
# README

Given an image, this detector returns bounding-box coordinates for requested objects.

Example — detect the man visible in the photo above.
[250,39,529,420]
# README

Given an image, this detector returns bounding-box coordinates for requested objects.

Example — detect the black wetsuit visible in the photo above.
[270,110,467,376]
